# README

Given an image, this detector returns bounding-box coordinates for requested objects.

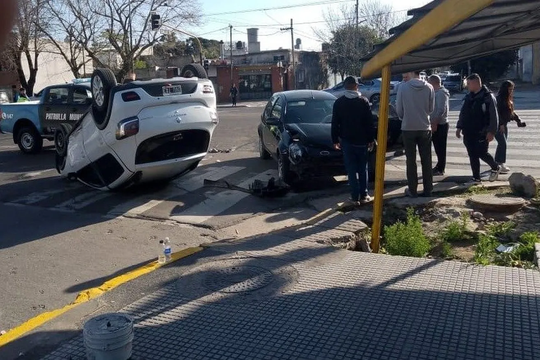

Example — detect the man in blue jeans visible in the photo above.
[331,76,376,205]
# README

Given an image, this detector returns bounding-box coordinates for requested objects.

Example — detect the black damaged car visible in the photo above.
[257,90,403,187]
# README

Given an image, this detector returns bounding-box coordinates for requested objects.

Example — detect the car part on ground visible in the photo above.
[56,64,218,191]
[203,177,290,198]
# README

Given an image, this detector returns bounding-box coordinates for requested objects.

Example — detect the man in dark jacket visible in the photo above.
[456,73,500,182]
[331,76,375,204]
[428,74,450,176]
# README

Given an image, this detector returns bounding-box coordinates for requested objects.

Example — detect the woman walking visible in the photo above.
[495,80,527,173]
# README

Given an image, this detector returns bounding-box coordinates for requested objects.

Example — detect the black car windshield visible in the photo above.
[446,75,461,82]
[285,99,335,124]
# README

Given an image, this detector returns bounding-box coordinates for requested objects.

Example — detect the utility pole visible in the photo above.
[280,19,295,90]
[229,25,233,88]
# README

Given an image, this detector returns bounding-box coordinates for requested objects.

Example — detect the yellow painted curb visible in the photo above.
[0,246,203,347]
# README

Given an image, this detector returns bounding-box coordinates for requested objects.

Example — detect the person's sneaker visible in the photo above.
[469,178,482,184]
[432,168,445,176]
[360,195,373,204]
[489,166,501,182]
[499,164,510,174]
[404,188,418,198]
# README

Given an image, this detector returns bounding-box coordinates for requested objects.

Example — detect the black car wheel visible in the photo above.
[55,153,66,174]
[370,93,380,104]
[259,135,270,159]
[278,153,297,186]
[180,64,208,79]
[54,124,72,157]
[17,126,43,154]
[91,68,117,129]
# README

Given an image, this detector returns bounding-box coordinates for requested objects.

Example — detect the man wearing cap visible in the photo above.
[331,76,376,205]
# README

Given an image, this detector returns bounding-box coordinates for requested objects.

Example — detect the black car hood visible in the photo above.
[285,123,334,150]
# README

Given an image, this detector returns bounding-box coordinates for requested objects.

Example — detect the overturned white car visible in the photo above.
[55,65,219,191]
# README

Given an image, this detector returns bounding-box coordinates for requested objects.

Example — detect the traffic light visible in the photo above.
[203,59,209,71]
[151,14,161,31]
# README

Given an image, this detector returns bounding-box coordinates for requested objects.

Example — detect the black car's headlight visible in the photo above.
[288,142,305,165]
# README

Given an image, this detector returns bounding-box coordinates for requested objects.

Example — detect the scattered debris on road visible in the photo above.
[203,177,290,198]
[208,148,232,153]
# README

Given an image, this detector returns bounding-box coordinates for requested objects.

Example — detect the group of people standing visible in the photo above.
[331,71,526,204]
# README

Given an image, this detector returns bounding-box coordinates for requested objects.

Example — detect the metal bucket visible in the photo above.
[83,313,134,360]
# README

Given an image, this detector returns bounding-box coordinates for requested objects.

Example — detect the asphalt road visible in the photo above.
[0,104,347,334]
[1,90,539,340]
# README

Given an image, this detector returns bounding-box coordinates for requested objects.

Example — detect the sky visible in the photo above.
[185,0,432,52]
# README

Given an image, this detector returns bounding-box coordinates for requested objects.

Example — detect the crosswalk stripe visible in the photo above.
[108,165,245,217]
[169,169,278,224]
[9,185,81,205]
[56,191,111,211]
[388,154,540,168]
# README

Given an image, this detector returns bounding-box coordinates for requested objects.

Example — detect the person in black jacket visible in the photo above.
[331,76,375,204]
[456,73,500,182]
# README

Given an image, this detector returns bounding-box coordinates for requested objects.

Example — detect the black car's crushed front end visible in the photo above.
[285,140,345,179]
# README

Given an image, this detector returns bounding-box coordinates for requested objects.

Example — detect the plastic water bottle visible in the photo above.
[163,237,172,262]
[158,240,166,264]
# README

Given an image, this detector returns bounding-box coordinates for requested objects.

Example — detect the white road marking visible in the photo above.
[56,191,112,211]
[9,184,80,205]
[108,165,245,217]
[169,169,278,224]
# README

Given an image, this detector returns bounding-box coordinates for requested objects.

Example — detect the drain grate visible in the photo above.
[203,265,274,293]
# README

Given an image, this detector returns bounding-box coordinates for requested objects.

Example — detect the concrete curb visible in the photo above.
[535,243,540,268]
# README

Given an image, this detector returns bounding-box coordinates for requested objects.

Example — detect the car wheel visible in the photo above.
[55,153,66,174]
[91,68,117,129]
[180,64,208,79]
[259,135,270,159]
[370,93,380,104]
[17,126,43,154]
[277,153,295,185]
[54,124,72,157]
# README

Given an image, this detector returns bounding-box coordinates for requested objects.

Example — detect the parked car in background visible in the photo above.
[324,77,399,104]
[257,90,402,187]
[442,73,465,93]
[0,80,92,153]
[56,65,219,191]
[0,90,9,104]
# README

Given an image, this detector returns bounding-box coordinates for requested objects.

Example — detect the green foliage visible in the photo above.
[326,25,382,78]
[441,212,469,242]
[441,241,452,258]
[474,231,538,268]
[487,221,516,238]
[383,208,431,258]
[466,185,489,195]
[450,49,518,82]
[134,59,147,70]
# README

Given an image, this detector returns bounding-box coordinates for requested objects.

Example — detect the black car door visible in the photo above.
[69,86,92,123]
[265,97,283,152]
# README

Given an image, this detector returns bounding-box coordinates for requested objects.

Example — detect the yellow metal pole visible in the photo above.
[371,65,392,253]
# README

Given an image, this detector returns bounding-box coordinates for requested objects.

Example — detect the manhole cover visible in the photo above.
[174,256,299,304]
[203,265,274,293]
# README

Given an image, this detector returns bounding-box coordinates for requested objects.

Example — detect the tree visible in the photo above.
[326,25,381,79]
[357,0,406,39]
[47,0,202,81]
[450,50,518,82]
[6,0,48,94]
[40,0,103,78]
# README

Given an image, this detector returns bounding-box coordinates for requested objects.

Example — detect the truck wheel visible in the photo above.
[91,68,117,129]
[180,64,208,79]
[17,126,43,154]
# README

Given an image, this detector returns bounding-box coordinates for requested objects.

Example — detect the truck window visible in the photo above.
[45,88,69,105]
[73,87,91,104]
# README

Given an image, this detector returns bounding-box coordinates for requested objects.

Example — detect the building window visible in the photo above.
[238,74,272,100]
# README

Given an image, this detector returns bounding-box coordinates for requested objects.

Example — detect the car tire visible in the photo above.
[180,64,208,79]
[259,135,270,159]
[54,124,72,157]
[277,153,295,185]
[55,153,66,174]
[370,93,380,104]
[91,68,117,128]
[17,126,43,154]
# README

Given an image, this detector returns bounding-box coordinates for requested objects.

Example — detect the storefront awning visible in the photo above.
[361,0,540,78]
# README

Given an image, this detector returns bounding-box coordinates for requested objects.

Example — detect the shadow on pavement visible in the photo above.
[0,146,56,174]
